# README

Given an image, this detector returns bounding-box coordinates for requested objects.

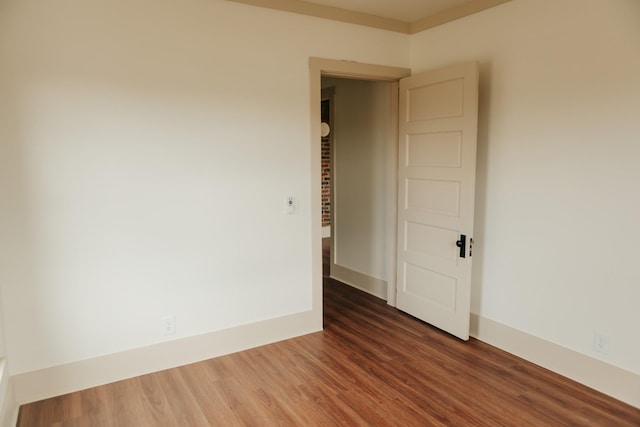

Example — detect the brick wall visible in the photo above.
[321,99,331,227]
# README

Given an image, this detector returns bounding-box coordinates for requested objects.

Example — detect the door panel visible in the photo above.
[407,78,464,121]
[406,178,461,216]
[396,62,479,340]
[405,221,458,261]
[407,131,462,168]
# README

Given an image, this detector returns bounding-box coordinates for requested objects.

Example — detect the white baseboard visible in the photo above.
[1,405,17,427]
[9,307,637,412]
[331,264,387,300]
[1,391,17,427]
[12,310,321,404]
[0,361,17,427]
[470,313,640,409]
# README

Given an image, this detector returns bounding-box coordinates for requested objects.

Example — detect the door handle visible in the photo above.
[456,234,466,258]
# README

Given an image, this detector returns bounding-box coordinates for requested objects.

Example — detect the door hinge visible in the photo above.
[470,237,473,257]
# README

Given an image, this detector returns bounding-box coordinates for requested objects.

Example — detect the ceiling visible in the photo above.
[227,0,511,33]
[305,0,475,23]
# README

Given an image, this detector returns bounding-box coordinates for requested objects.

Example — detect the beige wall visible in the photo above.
[0,0,409,381]
[411,0,640,375]
[0,299,5,360]
[0,0,638,410]
[322,77,392,289]
[0,293,8,421]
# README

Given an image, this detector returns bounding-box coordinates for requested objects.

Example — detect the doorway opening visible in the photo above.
[311,58,479,341]
[309,58,410,324]
[320,76,396,302]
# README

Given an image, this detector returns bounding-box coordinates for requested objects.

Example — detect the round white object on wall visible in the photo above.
[320,122,331,138]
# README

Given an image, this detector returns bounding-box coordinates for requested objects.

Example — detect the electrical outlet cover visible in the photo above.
[162,315,176,336]
[593,332,609,354]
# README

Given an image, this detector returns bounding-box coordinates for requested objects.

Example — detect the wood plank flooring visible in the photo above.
[17,244,640,426]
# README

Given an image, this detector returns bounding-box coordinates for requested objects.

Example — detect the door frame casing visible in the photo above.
[309,58,411,317]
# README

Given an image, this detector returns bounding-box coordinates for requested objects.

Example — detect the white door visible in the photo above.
[396,62,479,340]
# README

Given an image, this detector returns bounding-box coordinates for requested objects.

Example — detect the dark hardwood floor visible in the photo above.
[17,241,640,426]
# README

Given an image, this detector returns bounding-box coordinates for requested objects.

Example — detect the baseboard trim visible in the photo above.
[0,362,17,427]
[331,264,387,300]
[12,309,320,404]
[470,313,640,409]
[10,308,637,410]
[1,391,17,427]
[2,404,17,427]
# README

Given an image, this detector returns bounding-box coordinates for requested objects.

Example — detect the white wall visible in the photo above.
[322,77,392,293]
[0,290,15,427]
[0,299,5,361]
[410,0,640,375]
[2,0,638,409]
[0,0,409,384]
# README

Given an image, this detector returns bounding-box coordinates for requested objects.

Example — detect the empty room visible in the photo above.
[0,0,639,425]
